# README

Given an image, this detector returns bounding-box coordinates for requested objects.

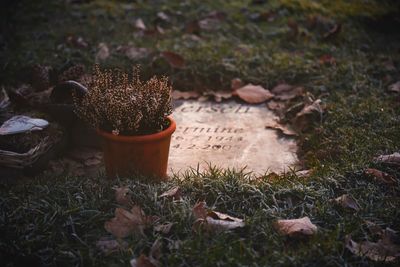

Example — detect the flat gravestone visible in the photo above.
[169,100,298,175]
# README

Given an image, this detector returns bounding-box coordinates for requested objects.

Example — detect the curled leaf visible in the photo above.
[365,168,397,185]
[265,120,297,137]
[292,99,323,131]
[192,202,245,233]
[154,222,174,234]
[274,217,317,237]
[375,152,400,166]
[159,186,181,200]
[234,84,274,104]
[333,194,360,211]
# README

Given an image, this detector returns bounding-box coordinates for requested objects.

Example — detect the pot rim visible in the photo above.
[96,116,176,143]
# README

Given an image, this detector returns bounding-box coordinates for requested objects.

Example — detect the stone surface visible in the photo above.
[169,100,298,175]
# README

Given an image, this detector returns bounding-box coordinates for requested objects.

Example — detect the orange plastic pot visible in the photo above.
[97,117,176,180]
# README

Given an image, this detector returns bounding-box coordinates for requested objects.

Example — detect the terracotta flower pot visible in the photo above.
[97,117,176,180]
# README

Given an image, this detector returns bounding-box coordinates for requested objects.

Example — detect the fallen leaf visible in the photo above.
[274,217,317,237]
[96,238,128,254]
[265,121,297,136]
[160,51,185,68]
[231,78,244,90]
[130,254,157,267]
[388,81,400,93]
[154,223,174,234]
[323,23,342,39]
[192,201,207,220]
[96,43,110,62]
[234,84,274,104]
[115,186,132,206]
[375,152,400,166]
[192,202,245,233]
[345,235,400,262]
[104,206,157,238]
[365,168,397,185]
[130,239,161,267]
[159,186,181,200]
[272,84,304,101]
[333,194,360,211]
[172,90,200,100]
[135,18,146,30]
[292,99,323,131]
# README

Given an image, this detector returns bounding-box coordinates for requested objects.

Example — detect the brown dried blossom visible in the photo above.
[73,65,172,135]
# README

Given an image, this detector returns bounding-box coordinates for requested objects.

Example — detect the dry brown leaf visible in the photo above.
[115,186,132,206]
[104,206,157,238]
[96,238,128,254]
[135,18,146,30]
[192,201,207,220]
[154,222,174,234]
[365,168,397,185]
[159,186,181,200]
[130,254,157,267]
[95,43,110,62]
[292,99,323,131]
[265,121,297,136]
[172,90,200,100]
[234,84,274,104]
[375,152,400,166]
[192,202,245,233]
[130,239,161,267]
[231,78,244,90]
[274,217,317,237]
[345,235,400,262]
[388,81,400,93]
[272,84,304,101]
[333,194,360,211]
[160,51,185,69]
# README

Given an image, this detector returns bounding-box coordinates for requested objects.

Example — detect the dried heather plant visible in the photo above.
[73,65,172,135]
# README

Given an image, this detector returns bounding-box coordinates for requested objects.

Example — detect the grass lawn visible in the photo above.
[1,0,400,266]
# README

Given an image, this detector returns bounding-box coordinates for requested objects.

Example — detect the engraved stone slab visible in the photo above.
[169,100,298,175]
